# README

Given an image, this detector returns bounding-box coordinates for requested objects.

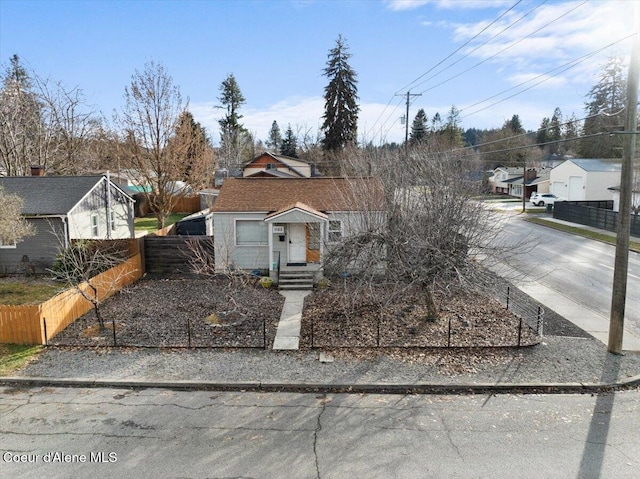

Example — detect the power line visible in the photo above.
[459,34,636,122]
[396,0,525,94]
[411,0,548,93]
[416,0,588,95]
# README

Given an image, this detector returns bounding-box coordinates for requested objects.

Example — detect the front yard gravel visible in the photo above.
[11,275,640,386]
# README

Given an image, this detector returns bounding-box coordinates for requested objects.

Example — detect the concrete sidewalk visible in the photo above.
[272,291,310,350]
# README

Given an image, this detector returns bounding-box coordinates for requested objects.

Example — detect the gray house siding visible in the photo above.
[68,182,134,239]
[0,217,65,274]
[213,213,269,270]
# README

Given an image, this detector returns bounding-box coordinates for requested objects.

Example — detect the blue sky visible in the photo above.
[0,0,635,146]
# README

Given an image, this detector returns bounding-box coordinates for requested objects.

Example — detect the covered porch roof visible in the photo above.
[264,202,328,223]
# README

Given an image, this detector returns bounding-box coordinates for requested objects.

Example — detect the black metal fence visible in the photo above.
[308,286,543,349]
[554,201,640,236]
[44,315,269,349]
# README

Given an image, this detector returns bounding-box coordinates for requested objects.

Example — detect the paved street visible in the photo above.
[492,215,640,344]
[1,386,639,479]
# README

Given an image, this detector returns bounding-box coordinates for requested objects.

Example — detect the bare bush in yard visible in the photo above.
[50,239,132,330]
[186,235,255,321]
[323,142,530,321]
[0,185,34,247]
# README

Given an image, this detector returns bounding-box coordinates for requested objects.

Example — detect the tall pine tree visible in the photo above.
[579,56,626,158]
[409,108,429,144]
[217,73,246,168]
[266,120,282,153]
[321,35,359,152]
[280,124,298,158]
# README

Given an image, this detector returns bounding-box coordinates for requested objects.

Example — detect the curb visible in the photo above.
[2,375,639,395]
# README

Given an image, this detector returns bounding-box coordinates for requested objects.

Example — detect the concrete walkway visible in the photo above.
[272,290,310,350]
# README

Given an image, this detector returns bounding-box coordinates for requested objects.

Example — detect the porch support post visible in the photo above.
[320,221,325,262]
[267,222,273,273]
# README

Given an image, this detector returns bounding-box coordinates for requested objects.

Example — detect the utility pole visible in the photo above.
[608,12,639,354]
[396,91,422,156]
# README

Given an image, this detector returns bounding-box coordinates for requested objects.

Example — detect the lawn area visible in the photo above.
[134,213,188,232]
[0,281,63,305]
[0,344,41,375]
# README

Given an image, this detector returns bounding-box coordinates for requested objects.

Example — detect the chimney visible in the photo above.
[524,169,537,182]
[30,165,45,176]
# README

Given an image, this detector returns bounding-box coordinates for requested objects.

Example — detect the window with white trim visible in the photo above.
[327,220,342,242]
[110,211,117,232]
[266,163,277,170]
[235,220,268,245]
[0,238,17,249]
[91,214,99,237]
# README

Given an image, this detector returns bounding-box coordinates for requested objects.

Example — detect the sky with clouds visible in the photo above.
[0,0,636,146]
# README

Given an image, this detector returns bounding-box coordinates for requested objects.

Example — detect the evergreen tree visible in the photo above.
[579,56,627,158]
[431,112,442,134]
[409,108,429,144]
[170,111,213,187]
[266,120,282,153]
[321,35,359,152]
[548,107,563,155]
[441,105,464,147]
[0,54,42,176]
[536,117,550,149]
[280,124,298,158]
[563,113,579,154]
[217,73,246,168]
[507,114,524,133]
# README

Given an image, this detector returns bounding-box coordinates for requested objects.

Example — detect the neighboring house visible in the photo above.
[0,175,135,274]
[550,159,621,201]
[211,177,380,279]
[242,152,314,178]
[490,167,523,195]
[506,169,551,199]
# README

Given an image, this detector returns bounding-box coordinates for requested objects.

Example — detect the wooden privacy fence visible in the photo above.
[172,195,201,214]
[0,254,143,345]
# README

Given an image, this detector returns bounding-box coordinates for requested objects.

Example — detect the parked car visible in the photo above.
[530,193,561,206]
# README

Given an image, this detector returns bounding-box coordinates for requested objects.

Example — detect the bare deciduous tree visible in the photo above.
[0,55,101,176]
[324,141,524,320]
[116,61,197,229]
[0,185,34,246]
[50,239,132,330]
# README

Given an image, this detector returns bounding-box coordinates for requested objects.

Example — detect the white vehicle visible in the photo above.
[530,192,561,206]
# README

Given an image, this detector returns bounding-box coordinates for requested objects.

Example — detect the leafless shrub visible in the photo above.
[323,142,533,321]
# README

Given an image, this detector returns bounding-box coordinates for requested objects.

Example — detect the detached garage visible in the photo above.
[549,159,621,201]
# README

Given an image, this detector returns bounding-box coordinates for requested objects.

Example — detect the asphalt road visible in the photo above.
[1,386,639,479]
[494,215,640,339]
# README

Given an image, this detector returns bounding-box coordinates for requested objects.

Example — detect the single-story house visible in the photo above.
[211,177,381,279]
[242,152,314,178]
[0,175,135,274]
[550,159,621,201]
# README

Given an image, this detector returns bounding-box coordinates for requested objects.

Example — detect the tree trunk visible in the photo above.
[422,285,439,321]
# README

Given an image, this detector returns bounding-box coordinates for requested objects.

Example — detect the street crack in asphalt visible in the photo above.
[314,394,328,479]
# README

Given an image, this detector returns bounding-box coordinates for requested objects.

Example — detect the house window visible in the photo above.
[110,211,117,232]
[236,220,268,246]
[0,238,17,249]
[266,163,277,170]
[91,214,99,237]
[328,220,342,242]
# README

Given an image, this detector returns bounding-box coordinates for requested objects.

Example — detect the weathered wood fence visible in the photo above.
[144,236,213,275]
[0,254,143,345]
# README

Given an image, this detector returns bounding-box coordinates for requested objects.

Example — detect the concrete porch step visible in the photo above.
[279,271,315,290]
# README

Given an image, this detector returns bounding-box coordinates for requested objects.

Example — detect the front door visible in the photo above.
[288,224,307,264]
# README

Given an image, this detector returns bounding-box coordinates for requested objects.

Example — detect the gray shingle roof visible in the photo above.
[569,159,622,172]
[0,176,106,215]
